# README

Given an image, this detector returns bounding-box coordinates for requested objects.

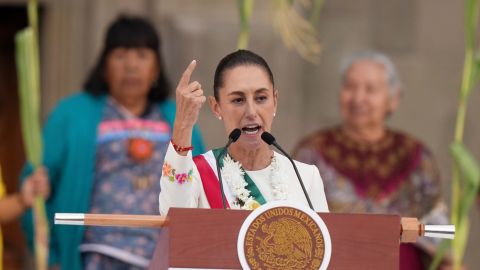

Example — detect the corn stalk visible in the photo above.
[237,0,255,49]
[15,0,48,269]
[429,0,480,269]
[237,0,324,62]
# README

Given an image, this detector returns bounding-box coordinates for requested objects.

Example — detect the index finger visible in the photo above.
[178,60,197,88]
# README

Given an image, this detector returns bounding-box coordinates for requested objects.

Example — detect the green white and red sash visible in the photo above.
[193,148,266,209]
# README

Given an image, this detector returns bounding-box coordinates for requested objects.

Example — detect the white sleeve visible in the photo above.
[159,142,202,215]
[309,165,330,213]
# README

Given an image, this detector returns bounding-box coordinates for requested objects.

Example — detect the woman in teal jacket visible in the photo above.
[22,16,205,270]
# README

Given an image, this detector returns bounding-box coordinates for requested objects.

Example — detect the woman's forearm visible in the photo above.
[172,122,193,155]
[0,193,26,224]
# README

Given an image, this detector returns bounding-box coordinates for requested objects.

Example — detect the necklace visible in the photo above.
[221,153,288,210]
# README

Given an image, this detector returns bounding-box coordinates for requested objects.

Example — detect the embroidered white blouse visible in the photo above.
[159,142,329,215]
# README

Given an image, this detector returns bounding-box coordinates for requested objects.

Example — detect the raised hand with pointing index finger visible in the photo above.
[172,60,206,154]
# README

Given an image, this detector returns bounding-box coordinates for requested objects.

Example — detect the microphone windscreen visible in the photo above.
[229,128,242,142]
[261,132,276,145]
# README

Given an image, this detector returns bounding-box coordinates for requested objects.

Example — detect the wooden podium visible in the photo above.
[149,208,402,270]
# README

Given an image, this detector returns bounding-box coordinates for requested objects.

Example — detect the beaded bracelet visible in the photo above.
[171,140,193,152]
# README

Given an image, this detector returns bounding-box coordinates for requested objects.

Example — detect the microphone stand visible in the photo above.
[215,129,241,209]
[261,132,314,210]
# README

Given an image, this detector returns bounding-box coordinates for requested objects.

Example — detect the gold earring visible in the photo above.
[218,116,222,120]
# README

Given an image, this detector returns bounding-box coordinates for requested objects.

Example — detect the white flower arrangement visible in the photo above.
[221,153,287,210]
[269,156,288,201]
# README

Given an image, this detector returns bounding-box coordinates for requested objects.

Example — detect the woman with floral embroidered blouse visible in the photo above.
[159,50,329,215]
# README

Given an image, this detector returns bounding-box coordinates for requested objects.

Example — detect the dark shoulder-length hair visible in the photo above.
[83,15,171,102]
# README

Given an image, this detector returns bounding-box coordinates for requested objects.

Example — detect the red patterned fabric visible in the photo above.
[298,127,422,200]
[293,127,447,270]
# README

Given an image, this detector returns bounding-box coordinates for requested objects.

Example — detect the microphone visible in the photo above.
[261,131,314,210]
[216,128,242,209]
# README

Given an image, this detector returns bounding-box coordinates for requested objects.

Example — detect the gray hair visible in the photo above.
[340,50,402,96]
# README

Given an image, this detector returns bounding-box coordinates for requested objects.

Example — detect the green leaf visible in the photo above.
[16,3,49,268]
[15,29,42,167]
[450,142,480,183]
[16,29,49,270]
[450,142,480,224]
[432,143,479,269]
[465,0,480,49]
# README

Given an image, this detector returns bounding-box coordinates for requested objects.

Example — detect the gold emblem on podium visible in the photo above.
[238,202,331,270]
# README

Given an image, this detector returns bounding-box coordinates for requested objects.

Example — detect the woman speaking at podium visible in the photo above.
[159,50,329,215]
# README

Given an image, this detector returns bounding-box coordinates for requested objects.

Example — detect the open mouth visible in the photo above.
[241,124,262,135]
